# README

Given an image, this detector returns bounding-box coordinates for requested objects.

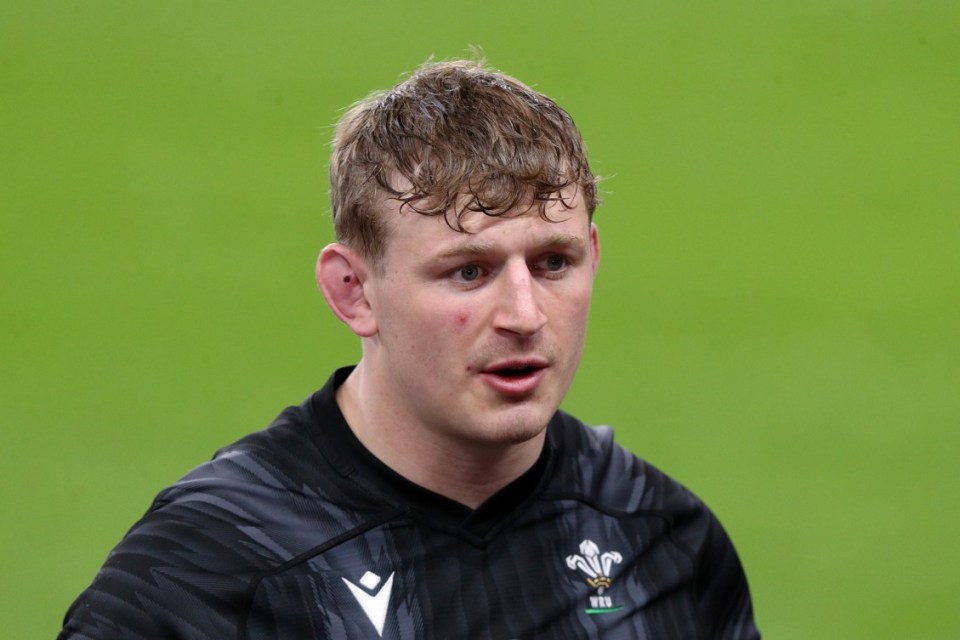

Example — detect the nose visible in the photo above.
[494,261,548,336]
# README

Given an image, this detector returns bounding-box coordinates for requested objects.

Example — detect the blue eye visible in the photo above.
[458,265,481,281]
[545,255,566,271]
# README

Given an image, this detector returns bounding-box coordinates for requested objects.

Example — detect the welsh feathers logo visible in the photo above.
[565,539,624,615]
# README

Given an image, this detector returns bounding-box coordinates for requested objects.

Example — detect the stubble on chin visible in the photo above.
[462,400,555,449]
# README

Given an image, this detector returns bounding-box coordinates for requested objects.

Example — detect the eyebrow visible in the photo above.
[434,233,587,261]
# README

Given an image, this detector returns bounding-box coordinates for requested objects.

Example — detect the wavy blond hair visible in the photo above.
[329,59,599,269]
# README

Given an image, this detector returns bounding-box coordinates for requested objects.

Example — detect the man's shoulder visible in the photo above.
[548,411,699,517]
[155,402,319,510]
[546,412,760,639]
[101,403,314,566]
[58,387,378,639]
[146,392,375,558]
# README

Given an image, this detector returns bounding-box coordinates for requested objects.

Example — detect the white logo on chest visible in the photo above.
[341,570,395,636]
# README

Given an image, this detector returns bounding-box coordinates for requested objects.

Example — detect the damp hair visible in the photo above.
[328,58,600,269]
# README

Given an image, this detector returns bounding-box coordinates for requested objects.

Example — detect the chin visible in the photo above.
[474,405,553,446]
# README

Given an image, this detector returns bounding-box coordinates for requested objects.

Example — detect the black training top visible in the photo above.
[60,367,760,639]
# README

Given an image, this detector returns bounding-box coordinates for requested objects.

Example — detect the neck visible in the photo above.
[336,363,546,509]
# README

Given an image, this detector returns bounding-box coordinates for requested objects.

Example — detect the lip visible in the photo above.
[479,359,549,397]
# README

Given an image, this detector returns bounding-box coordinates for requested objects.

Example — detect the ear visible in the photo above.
[589,223,601,274]
[316,244,378,337]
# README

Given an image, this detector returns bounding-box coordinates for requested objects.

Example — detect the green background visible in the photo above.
[2,1,957,637]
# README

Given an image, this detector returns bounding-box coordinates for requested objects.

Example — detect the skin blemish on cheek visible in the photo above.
[343,275,352,283]
[455,312,469,327]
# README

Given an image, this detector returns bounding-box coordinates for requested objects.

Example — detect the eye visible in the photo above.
[534,253,573,280]
[455,264,483,282]
[544,255,567,272]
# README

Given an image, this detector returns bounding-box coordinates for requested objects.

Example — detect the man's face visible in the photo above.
[361,190,599,449]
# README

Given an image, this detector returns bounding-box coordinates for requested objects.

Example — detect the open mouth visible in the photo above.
[493,366,539,378]
[480,360,549,396]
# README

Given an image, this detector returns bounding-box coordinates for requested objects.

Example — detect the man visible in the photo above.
[60,60,759,638]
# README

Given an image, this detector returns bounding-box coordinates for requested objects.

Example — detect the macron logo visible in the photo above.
[341,570,395,636]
